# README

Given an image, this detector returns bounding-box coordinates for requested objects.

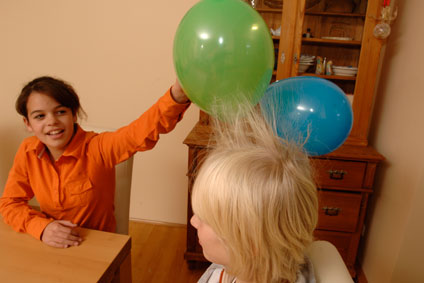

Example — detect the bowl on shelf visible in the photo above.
[298,54,316,73]
[299,54,315,62]
[299,62,314,73]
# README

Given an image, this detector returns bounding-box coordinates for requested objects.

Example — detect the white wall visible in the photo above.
[362,0,424,282]
[0,0,199,224]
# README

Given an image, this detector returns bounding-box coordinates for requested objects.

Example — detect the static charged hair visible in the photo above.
[191,104,318,283]
[16,76,86,119]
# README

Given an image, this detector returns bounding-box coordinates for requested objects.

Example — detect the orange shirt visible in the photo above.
[0,89,190,240]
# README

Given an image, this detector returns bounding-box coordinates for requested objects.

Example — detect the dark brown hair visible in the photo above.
[16,76,86,119]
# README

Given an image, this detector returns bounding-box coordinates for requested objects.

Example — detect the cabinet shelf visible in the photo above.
[302,38,362,47]
[305,11,366,18]
[274,37,362,46]
[256,8,282,14]
[298,73,357,81]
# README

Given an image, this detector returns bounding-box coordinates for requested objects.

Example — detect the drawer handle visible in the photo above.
[327,170,347,180]
[322,206,341,216]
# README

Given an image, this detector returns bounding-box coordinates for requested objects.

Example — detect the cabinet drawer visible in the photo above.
[311,159,366,189]
[317,190,362,233]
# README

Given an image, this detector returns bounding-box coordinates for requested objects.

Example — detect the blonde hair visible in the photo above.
[191,104,318,283]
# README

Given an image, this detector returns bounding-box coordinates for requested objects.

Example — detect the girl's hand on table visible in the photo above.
[41,220,82,248]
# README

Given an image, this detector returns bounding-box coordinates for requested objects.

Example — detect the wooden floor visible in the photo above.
[129,221,208,283]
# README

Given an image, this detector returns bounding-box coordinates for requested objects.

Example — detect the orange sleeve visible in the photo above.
[0,142,53,240]
[89,87,191,167]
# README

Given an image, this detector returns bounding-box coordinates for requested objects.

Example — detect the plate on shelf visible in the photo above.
[332,65,358,76]
[333,66,358,70]
[333,70,357,76]
[321,36,353,41]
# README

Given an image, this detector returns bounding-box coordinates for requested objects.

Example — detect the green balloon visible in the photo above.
[173,0,274,116]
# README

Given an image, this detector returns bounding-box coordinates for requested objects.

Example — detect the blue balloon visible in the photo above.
[260,76,353,156]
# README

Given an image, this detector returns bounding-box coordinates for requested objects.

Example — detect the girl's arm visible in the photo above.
[89,83,191,167]
[0,143,52,240]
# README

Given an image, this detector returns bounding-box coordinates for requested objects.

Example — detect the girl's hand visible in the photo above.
[171,80,190,104]
[41,220,82,248]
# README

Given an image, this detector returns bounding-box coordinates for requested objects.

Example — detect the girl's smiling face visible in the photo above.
[24,91,77,160]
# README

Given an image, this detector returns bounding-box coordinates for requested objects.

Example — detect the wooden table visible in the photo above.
[0,219,132,283]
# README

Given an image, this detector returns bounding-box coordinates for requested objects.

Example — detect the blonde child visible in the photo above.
[190,105,318,283]
[0,76,190,248]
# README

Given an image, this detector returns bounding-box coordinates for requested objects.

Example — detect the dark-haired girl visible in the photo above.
[0,76,190,248]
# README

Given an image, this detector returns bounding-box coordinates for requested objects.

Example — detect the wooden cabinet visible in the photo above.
[183,0,386,279]
[258,0,384,146]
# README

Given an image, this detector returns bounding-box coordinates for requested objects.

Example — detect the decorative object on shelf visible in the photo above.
[264,0,283,9]
[303,28,313,38]
[173,0,274,117]
[315,56,324,75]
[271,25,281,36]
[373,0,398,39]
[260,76,353,156]
[325,60,333,75]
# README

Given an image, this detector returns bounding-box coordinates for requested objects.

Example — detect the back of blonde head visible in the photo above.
[192,104,318,283]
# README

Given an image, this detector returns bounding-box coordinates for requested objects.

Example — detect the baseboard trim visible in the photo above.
[129,218,187,228]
